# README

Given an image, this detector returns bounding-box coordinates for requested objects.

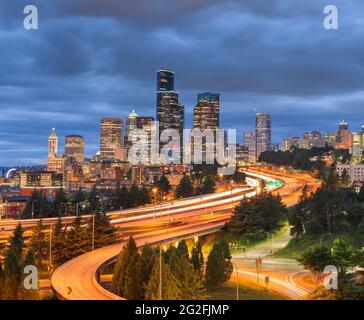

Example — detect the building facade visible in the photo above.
[100,118,123,161]
[156,69,184,161]
[65,135,85,163]
[244,131,256,162]
[255,113,271,160]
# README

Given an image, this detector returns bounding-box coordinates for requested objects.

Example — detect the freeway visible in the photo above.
[0,187,254,233]
[51,169,319,300]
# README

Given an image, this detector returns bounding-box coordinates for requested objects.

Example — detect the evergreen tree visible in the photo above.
[219,238,233,282]
[191,241,204,275]
[112,236,138,297]
[4,246,22,299]
[63,216,89,261]
[113,181,123,209]
[155,174,172,195]
[29,219,47,269]
[230,170,246,184]
[332,239,356,276]
[89,185,99,213]
[177,240,189,261]
[137,186,151,206]
[123,255,144,300]
[129,184,140,207]
[92,211,118,249]
[145,259,182,300]
[358,184,364,202]
[298,246,333,278]
[167,245,206,299]
[22,191,54,218]
[9,223,24,260]
[326,165,338,191]
[52,218,67,266]
[227,192,286,240]
[205,243,226,290]
[137,245,157,291]
[175,175,195,198]
[201,175,216,195]
[289,189,309,238]
[3,224,24,299]
[53,188,68,217]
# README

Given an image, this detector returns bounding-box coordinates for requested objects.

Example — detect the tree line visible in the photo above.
[289,166,364,239]
[226,192,287,242]
[112,237,233,300]
[0,211,118,299]
[21,183,151,219]
[299,239,364,300]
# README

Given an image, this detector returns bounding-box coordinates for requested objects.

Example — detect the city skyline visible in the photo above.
[1,1,364,166]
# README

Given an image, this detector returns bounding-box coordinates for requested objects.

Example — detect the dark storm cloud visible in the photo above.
[0,0,363,165]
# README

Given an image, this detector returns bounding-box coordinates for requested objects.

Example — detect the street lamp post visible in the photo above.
[159,243,162,300]
[92,212,95,252]
[227,260,239,300]
[152,188,158,219]
[49,223,53,269]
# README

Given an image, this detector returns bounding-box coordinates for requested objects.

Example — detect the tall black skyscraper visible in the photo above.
[156,69,184,159]
[157,69,175,92]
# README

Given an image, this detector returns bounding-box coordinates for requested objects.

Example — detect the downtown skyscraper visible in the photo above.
[156,69,184,137]
[156,69,184,160]
[255,113,271,160]
[193,92,220,162]
[64,135,85,163]
[193,93,220,130]
[100,118,123,161]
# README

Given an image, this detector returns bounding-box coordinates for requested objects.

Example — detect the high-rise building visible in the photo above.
[360,125,364,146]
[125,110,139,156]
[157,69,175,92]
[336,120,353,149]
[193,93,220,162]
[48,128,58,157]
[126,114,154,164]
[193,93,220,130]
[65,135,85,163]
[255,113,271,160]
[47,128,64,174]
[244,131,256,163]
[303,131,325,149]
[281,138,291,151]
[324,133,337,147]
[100,118,123,161]
[156,69,184,160]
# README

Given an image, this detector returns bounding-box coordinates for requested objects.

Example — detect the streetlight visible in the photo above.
[92,211,95,252]
[49,223,54,271]
[152,188,158,219]
[227,260,239,300]
[159,243,163,300]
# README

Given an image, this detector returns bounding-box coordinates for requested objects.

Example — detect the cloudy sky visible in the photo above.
[0,0,363,166]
